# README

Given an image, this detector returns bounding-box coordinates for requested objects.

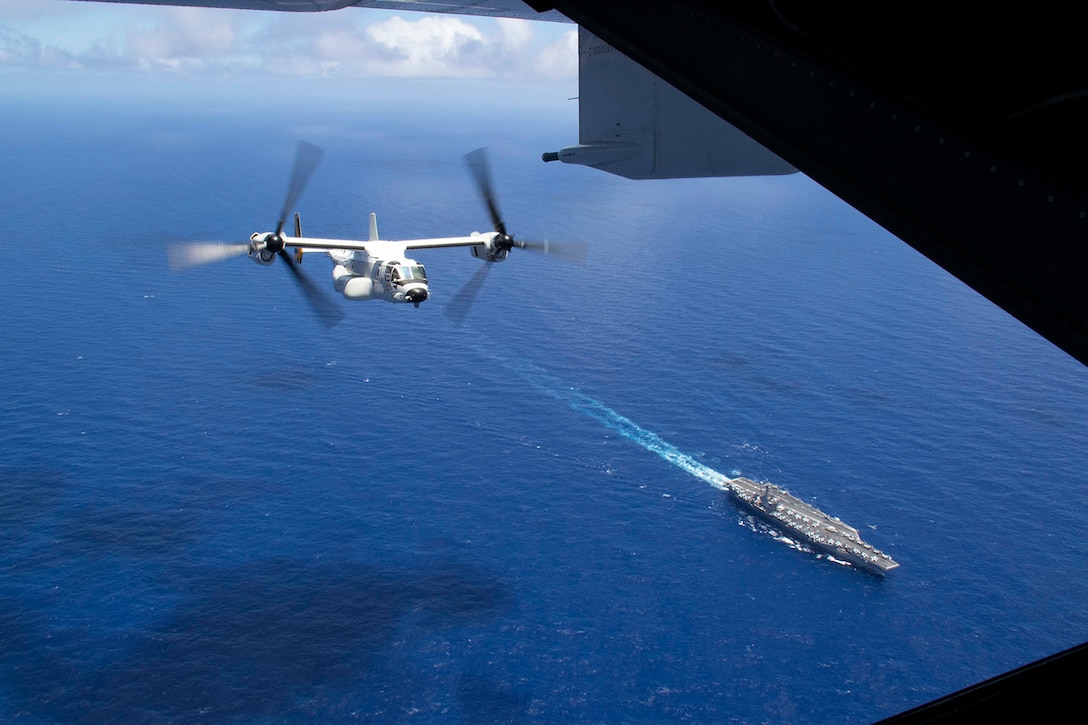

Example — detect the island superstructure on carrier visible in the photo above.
[724,477,899,575]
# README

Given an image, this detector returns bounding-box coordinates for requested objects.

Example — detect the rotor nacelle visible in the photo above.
[248,232,281,266]
[471,232,514,262]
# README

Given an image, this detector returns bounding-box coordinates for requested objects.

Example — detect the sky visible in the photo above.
[0,0,578,103]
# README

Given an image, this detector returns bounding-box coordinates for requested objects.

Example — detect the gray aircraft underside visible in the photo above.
[71,0,794,180]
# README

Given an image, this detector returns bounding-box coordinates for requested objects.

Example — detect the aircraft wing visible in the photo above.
[287,237,371,254]
[402,235,490,251]
[289,235,486,253]
[69,0,568,21]
[542,28,794,180]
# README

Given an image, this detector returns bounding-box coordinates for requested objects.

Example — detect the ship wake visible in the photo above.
[479,351,898,574]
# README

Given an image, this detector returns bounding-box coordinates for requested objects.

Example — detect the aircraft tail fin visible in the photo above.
[369,212,379,242]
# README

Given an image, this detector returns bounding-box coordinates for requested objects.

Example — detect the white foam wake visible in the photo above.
[502,358,738,492]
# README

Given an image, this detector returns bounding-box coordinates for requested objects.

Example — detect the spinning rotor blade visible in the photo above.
[464,147,589,265]
[443,263,492,326]
[277,141,324,236]
[277,249,345,329]
[464,147,506,236]
[273,142,344,328]
[168,242,249,270]
[168,141,342,329]
[515,239,589,265]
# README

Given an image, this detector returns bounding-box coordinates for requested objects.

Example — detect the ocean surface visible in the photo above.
[2,85,1088,723]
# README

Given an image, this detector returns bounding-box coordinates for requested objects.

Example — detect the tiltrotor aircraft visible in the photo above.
[169,142,585,326]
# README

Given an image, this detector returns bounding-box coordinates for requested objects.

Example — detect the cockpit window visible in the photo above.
[397,264,427,281]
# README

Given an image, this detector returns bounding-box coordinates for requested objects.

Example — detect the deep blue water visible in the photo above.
[2,86,1088,723]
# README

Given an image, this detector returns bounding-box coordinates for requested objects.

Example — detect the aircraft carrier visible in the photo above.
[724,477,899,576]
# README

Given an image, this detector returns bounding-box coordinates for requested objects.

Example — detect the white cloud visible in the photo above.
[497,17,533,51]
[0,21,129,71]
[365,15,493,78]
[126,8,239,65]
[533,28,577,79]
[0,3,577,82]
